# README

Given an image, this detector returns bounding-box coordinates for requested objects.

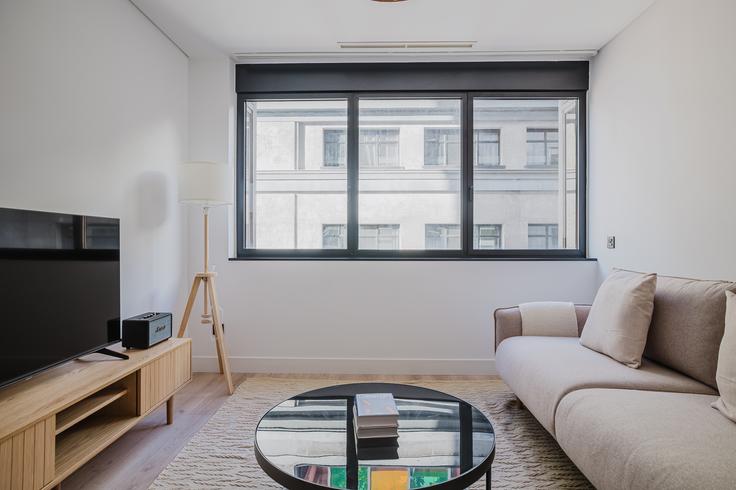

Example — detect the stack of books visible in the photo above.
[354,393,399,459]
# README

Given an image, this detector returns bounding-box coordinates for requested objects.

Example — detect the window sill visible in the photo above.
[229,255,596,262]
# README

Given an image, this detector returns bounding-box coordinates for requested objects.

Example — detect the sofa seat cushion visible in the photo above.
[556,389,736,490]
[495,337,716,435]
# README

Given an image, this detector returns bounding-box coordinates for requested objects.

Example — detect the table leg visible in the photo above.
[166,397,174,425]
[486,467,492,489]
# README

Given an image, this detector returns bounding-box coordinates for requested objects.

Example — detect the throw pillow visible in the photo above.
[712,290,736,422]
[580,269,657,368]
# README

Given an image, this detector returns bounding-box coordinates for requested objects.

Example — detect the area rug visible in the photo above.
[151,376,591,489]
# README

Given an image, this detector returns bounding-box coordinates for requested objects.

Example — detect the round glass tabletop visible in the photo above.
[255,383,495,490]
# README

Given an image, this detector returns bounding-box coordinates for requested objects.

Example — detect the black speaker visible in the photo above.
[122,312,172,349]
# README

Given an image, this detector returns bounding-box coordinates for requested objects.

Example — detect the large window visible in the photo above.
[237,63,586,259]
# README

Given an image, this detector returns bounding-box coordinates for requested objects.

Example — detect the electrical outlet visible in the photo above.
[607,236,616,249]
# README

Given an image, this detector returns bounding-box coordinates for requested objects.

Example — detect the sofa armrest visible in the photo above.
[493,304,591,351]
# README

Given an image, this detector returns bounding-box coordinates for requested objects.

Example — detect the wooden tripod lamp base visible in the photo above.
[178,160,235,395]
[177,272,234,395]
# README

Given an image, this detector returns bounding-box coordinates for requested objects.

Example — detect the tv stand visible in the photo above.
[0,338,191,489]
[95,347,130,360]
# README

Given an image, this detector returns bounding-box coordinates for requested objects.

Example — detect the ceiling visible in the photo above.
[132,0,656,61]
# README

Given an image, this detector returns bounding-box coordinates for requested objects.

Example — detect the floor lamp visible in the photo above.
[177,161,234,395]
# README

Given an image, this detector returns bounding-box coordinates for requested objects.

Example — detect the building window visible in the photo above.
[424,128,461,167]
[323,129,346,167]
[474,129,501,167]
[528,224,559,249]
[359,225,400,250]
[425,224,460,250]
[360,129,400,168]
[526,128,559,167]
[324,224,401,250]
[322,224,346,249]
[473,224,502,250]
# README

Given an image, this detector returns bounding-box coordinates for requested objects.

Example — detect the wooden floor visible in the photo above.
[62,372,247,490]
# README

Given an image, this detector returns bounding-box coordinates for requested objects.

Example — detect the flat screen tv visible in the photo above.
[0,207,121,389]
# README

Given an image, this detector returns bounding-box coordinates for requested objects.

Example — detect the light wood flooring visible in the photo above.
[62,373,247,490]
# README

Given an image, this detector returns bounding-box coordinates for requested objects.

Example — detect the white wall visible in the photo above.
[186,56,599,375]
[589,0,736,281]
[0,0,189,319]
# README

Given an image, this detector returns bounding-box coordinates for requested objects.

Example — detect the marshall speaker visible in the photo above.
[122,312,172,349]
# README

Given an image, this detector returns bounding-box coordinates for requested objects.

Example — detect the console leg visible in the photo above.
[486,467,492,489]
[166,397,174,425]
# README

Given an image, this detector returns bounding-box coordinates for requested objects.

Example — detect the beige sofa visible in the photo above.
[494,275,736,489]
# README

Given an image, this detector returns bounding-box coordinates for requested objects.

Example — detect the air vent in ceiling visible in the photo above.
[338,41,476,49]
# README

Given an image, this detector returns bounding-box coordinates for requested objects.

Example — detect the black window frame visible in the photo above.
[235,62,588,261]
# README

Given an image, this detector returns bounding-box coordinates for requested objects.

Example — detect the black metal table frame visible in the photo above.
[254,383,495,490]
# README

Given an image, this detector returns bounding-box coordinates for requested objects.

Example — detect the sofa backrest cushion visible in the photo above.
[644,275,736,388]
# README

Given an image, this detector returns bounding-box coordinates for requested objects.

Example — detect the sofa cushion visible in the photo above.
[556,389,736,490]
[644,274,736,388]
[495,336,716,435]
[712,290,736,422]
[580,269,657,368]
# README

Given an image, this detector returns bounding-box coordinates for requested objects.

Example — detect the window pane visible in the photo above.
[472,99,578,250]
[359,99,462,250]
[245,99,348,249]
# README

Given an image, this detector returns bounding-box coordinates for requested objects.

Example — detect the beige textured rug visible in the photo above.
[151,376,591,489]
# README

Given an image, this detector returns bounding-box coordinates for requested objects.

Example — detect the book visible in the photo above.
[355,425,398,439]
[354,393,399,427]
[353,406,399,429]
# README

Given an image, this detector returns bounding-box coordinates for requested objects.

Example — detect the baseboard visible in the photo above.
[192,356,496,376]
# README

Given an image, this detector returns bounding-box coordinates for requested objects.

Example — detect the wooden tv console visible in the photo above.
[0,338,191,490]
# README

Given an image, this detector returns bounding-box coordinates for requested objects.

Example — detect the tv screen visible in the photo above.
[0,207,121,389]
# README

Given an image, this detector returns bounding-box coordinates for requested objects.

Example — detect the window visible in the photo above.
[322,224,346,249]
[237,62,586,259]
[472,99,578,252]
[359,129,400,168]
[359,225,400,250]
[425,224,460,250]
[473,225,502,250]
[324,224,401,250]
[323,129,346,167]
[424,128,460,167]
[528,224,559,249]
[474,129,501,167]
[526,128,559,167]
[244,99,348,250]
[359,99,462,252]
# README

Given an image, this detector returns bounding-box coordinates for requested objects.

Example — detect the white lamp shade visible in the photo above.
[179,161,232,206]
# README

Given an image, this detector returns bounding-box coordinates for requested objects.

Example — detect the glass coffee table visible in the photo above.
[255,383,495,489]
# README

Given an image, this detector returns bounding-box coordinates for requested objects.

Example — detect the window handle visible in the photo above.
[468,185,473,202]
